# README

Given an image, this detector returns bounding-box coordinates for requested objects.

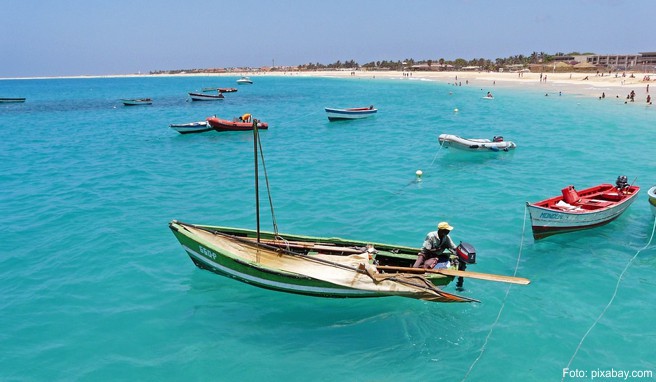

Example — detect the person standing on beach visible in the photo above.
[413,222,457,269]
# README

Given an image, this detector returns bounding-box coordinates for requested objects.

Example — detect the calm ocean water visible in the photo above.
[1,75,655,381]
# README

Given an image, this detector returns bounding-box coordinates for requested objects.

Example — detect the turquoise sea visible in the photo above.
[2,75,655,381]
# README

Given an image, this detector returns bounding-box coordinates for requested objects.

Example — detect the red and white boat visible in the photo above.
[206,116,268,132]
[325,106,377,121]
[526,176,640,239]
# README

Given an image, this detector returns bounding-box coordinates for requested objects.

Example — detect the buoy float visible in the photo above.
[416,170,423,180]
[454,108,459,112]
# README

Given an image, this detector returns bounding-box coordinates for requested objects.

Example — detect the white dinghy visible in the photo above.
[438,134,516,152]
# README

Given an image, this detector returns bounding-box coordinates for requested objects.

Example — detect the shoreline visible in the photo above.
[2,70,653,104]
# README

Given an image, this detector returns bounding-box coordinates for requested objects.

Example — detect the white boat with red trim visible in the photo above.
[526,176,640,239]
[325,106,377,121]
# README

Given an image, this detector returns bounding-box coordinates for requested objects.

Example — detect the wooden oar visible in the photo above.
[376,265,530,285]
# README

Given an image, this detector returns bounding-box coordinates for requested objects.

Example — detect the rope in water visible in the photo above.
[560,215,656,381]
[429,141,445,167]
[461,206,529,381]
[380,142,445,202]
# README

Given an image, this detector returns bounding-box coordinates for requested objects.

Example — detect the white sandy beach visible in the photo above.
[171,69,654,104]
[5,69,654,104]
[272,70,654,104]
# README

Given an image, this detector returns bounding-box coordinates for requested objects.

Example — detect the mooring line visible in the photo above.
[366,143,446,210]
[461,206,529,381]
[429,141,445,167]
[560,215,656,381]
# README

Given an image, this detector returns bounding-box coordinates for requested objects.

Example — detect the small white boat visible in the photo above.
[648,185,656,217]
[438,134,516,152]
[325,106,377,121]
[189,92,225,101]
[169,121,213,134]
[236,77,253,85]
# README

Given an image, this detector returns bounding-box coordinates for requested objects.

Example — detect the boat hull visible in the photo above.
[325,107,377,121]
[169,221,457,300]
[527,184,640,239]
[169,122,213,134]
[438,134,516,152]
[0,98,26,103]
[189,92,224,101]
[648,186,656,217]
[122,98,152,106]
[206,117,268,132]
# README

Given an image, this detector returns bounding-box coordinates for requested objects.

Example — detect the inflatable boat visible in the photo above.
[438,134,516,152]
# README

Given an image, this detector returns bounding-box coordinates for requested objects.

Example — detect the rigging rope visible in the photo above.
[461,205,529,381]
[560,215,656,381]
[253,110,321,238]
[256,126,279,237]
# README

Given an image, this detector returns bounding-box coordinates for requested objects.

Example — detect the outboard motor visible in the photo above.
[453,242,476,290]
[616,175,629,190]
[455,242,477,264]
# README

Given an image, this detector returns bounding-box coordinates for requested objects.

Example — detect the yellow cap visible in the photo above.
[438,222,453,231]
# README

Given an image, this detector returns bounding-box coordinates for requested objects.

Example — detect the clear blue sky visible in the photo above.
[1,0,653,77]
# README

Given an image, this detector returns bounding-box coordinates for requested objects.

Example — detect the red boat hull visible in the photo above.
[206,117,269,132]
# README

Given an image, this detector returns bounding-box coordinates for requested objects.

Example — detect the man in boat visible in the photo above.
[413,222,457,269]
[240,113,252,123]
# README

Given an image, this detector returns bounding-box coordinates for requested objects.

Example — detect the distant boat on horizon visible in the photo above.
[169,121,213,134]
[189,92,225,101]
[325,106,377,121]
[0,97,26,103]
[121,98,152,106]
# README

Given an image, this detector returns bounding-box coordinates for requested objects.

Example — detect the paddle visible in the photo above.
[375,265,530,285]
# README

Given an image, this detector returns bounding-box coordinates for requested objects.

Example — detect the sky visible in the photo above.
[1,0,654,78]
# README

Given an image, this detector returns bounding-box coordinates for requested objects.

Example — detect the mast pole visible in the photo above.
[253,119,260,243]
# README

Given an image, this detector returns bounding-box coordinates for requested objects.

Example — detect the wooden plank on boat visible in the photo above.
[241,237,364,253]
[376,265,530,285]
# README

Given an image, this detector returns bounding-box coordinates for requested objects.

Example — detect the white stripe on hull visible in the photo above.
[183,245,376,297]
[527,198,636,230]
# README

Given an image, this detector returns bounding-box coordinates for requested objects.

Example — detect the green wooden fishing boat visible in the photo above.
[169,221,482,302]
[169,120,529,303]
